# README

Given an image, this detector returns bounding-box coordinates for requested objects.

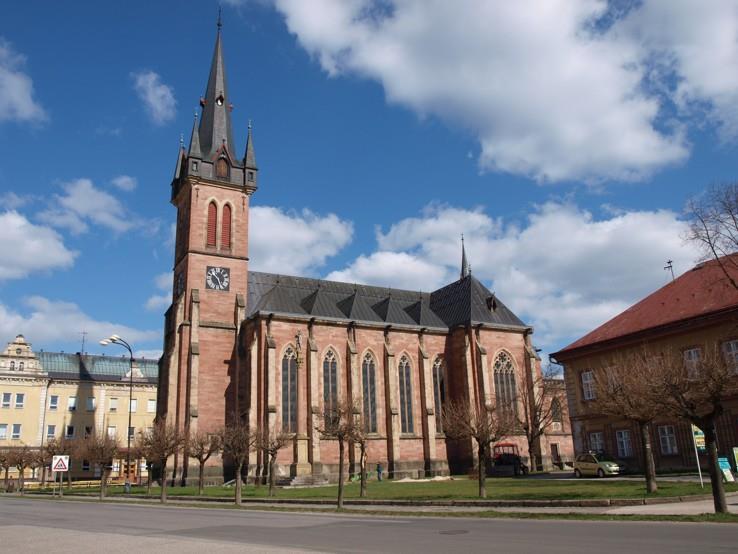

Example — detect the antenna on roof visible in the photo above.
[80,330,88,354]
[664,260,675,281]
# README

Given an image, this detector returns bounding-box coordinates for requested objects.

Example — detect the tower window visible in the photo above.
[221,204,232,250]
[192,161,198,172]
[206,201,217,248]
[216,158,229,179]
[248,171,254,182]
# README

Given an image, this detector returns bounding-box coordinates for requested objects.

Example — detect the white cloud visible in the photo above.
[0,296,159,348]
[0,211,77,280]
[39,178,135,235]
[328,202,702,351]
[0,38,47,123]
[0,192,32,210]
[249,206,353,274]
[145,272,172,311]
[111,175,137,191]
[131,70,176,125]
[271,0,689,183]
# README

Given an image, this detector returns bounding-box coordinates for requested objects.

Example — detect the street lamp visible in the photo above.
[100,334,134,494]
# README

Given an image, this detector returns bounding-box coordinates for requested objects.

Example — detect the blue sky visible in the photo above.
[1,0,737,359]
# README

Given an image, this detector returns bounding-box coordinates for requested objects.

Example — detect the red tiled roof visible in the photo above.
[554,255,738,357]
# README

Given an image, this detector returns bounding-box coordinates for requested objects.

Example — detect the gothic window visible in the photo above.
[398,355,414,434]
[432,357,446,433]
[281,347,297,433]
[221,204,232,250]
[216,157,229,179]
[551,398,563,431]
[323,350,338,424]
[206,201,217,248]
[493,351,517,421]
[362,353,377,433]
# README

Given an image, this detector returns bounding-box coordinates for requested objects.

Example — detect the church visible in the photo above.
[158,23,571,483]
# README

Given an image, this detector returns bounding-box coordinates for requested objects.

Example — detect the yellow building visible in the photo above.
[0,335,158,480]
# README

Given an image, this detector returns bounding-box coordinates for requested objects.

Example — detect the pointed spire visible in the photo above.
[460,234,471,279]
[188,110,202,158]
[198,14,236,160]
[244,119,256,168]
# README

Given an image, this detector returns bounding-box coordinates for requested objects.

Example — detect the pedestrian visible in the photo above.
[376,461,383,482]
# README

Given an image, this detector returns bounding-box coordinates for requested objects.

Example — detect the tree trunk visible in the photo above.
[18,467,25,495]
[638,422,658,494]
[41,465,47,488]
[235,461,243,506]
[198,461,205,496]
[161,463,168,504]
[359,444,367,498]
[703,422,728,513]
[100,467,108,500]
[337,437,345,509]
[4,467,9,491]
[477,443,487,499]
[268,454,276,497]
[146,465,153,496]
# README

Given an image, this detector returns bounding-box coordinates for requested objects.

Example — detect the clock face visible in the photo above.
[205,266,230,291]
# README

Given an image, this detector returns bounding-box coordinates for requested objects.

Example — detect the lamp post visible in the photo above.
[100,334,134,494]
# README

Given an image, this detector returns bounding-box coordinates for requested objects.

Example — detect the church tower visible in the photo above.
[158,19,257,480]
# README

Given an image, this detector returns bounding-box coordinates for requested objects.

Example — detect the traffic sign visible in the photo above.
[52,455,69,472]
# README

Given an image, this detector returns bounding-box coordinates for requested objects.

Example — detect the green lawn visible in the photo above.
[59,477,738,501]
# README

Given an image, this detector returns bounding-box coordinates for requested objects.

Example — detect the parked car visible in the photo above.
[573,452,626,477]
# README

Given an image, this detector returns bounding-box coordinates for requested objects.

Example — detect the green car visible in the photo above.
[573,453,626,478]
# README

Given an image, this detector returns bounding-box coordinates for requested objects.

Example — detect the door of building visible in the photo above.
[551,443,561,468]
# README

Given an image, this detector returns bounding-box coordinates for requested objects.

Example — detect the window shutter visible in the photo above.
[207,202,217,247]
[221,204,231,249]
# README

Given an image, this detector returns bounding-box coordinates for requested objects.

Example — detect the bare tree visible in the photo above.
[219,419,255,506]
[591,349,662,493]
[11,446,35,495]
[352,413,370,498]
[648,344,738,513]
[133,433,155,496]
[686,183,738,290]
[0,448,11,491]
[187,429,222,496]
[517,365,562,471]
[442,400,512,499]
[140,422,184,504]
[255,426,290,499]
[78,433,119,500]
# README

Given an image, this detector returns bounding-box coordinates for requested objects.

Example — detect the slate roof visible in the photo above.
[38,352,159,384]
[246,271,528,331]
[553,254,738,358]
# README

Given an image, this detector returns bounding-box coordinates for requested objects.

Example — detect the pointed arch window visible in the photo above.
[281,347,297,433]
[323,350,338,425]
[493,352,517,421]
[215,157,229,179]
[398,355,414,434]
[221,204,232,250]
[206,201,217,248]
[362,353,377,433]
[551,398,563,431]
[432,357,446,433]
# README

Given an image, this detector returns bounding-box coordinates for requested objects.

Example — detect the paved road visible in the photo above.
[1,497,736,553]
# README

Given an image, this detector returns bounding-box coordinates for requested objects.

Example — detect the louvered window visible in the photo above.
[216,157,229,179]
[221,204,231,249]
[206,202,217,247]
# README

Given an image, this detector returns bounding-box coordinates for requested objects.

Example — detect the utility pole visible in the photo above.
[664,260,675,281]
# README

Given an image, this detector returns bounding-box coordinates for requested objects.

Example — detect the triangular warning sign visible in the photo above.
[53,458,68,471]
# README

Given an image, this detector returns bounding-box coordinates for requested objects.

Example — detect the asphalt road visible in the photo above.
[1,497,736,553]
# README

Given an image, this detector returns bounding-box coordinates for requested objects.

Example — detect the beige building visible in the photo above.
[0,335,158,480]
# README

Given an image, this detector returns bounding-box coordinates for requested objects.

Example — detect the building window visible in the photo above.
[658,425,678,455]
[110,397,118,412]
[398,355,414,434]
[18,362,24,371]
[84,426,93,437]
[49,395,58,411]
[281,347,297,433]
[2,393,10,408]
[82,460,90,471]
[9,361,14,370]
[147,399,157,413]
[47,424,56,440]
[15,393,24,409]
[221,204,232,250]
[206,201,217,248]
[362,353,378,433]
[432,357,446,433]
[589,431,604,453]
[323,350,338,425]
[616,429,633,458]
[723,340,738,373]
[581,370,596,400]
[130,398,137,413]
[107,426,116,439]
[683,347,702,377]
[493,352,518,419]
[216,157,229,179]
[192,161,198,172]
[128,426,135,439]
[68,396,77,412]
[11,424,21,440]
[66,425,75,439]
[0,424,7,439]
[86,396,96,411]
[248,171,255,182]
[550,398,563,432]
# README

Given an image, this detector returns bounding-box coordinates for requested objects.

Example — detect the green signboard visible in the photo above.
[691,425,706,454]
